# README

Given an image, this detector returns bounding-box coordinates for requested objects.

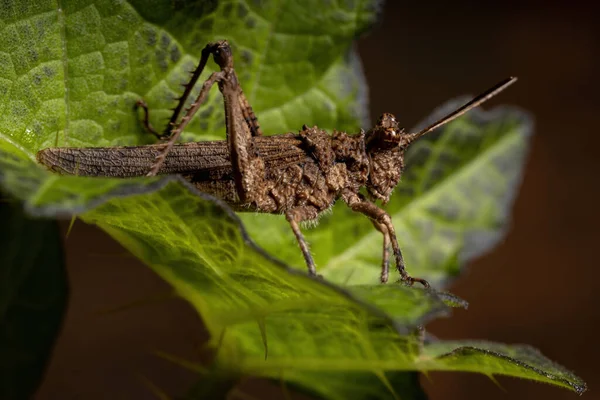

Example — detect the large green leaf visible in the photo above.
[184,368,428,400]
[0,0,586,398]
[0,198,68,399]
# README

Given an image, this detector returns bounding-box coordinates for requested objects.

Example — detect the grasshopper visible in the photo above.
[37,40,517,287]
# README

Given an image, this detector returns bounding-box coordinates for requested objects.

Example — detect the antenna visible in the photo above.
[407,77,518,142]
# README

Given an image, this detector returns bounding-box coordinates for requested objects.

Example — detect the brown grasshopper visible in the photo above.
[37,40,517,287]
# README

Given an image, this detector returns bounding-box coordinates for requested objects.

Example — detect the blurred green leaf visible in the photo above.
[0,199,68,399]
[272,371,428,400]
[0,0,585,398]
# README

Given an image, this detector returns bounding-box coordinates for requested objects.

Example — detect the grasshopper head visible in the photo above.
[364,77,519,203]
[364,113,413,204]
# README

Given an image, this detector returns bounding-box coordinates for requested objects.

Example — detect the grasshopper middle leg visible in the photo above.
[286,206,320,277]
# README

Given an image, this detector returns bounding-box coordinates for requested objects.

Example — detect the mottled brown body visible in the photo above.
[192,127,369,215]
[37,40,517,286]
[39,129,368,213]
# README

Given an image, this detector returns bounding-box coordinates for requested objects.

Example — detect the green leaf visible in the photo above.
[183,367,429,400]
[0,198,68,399]
[422,340,587,395]
[0,0,585,398]
[280,371,428,400]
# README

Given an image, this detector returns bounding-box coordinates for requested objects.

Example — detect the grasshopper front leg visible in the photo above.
[346,194,429,288]
[371,220,391,284]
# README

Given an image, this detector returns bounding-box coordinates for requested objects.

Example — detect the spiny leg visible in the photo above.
[136,42,224,142]
[146,70,225,177]
[149,40,264,203]
[285,206,319,277]
[165,42,218,136]
[371,220,391,283]
[347,195,429,288]
[167,41,262,138]
[137,88,262,150]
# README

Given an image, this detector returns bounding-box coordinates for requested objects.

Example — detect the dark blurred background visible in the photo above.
[36,1,600,399]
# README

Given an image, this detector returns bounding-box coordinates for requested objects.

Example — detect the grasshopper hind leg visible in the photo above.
[135,99,170,140]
